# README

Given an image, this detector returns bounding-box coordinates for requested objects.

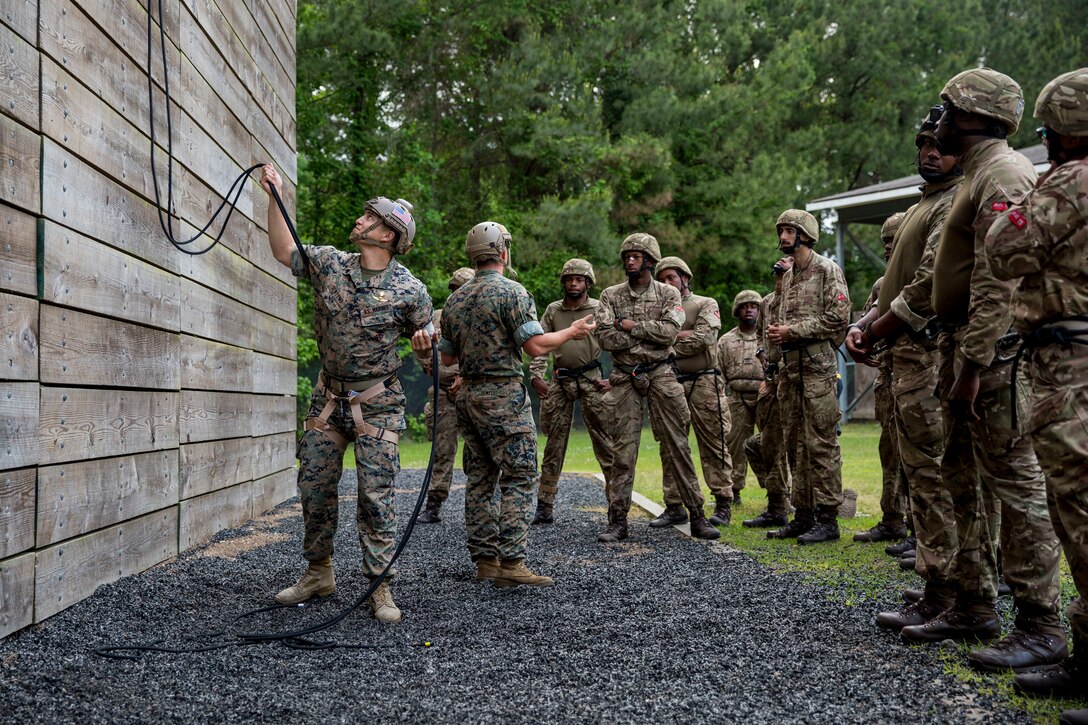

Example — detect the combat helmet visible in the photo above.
[560,258,595,285]
[465,221,511,264]
[775,209,819,243]
[1034,68,1088,138]
[731,289,762,318]
[448,267,474,290]
[940,68,1024,134]
[653,256,693,282]
[619,233,662,263]
[881,212,905,243]
[363,197,417,254]
[916,104,944,146]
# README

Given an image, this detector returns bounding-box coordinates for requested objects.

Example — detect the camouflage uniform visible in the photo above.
[292,246,432,577]
[417,308,463,505]
[716,313,763,498]
[744,290,791,511]
[529,297,614,506]
[864,276,906,526]
[439,269,543,563]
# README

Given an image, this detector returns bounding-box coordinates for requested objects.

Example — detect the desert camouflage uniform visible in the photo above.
[595,279,705,518]
[987,156,1088,653]
[864,276,906,525]
[529,297,614,504]
[439,269,544,563]
[661,291,733,505]
[416,308,462,503]
[745,290,791,511]
[717,325,763,496]
[930,138,1062,623]
[292,246,432,577]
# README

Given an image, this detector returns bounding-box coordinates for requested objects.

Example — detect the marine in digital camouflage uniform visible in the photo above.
[428,222,595,587]
[717,289,764,510]
[415,267,474,524]
[766,210,850,545]
[260,164,431,624]
[594,234,721,542]
[888,70,1066,670]
[985,69,1088,715]
[528,258,614,525]
[654,257,734,527]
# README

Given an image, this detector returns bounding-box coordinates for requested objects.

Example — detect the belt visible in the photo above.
[997,316,1088,429]
[614,358,671,380]
[460,375,521,384]
[320,370,396,394]
[675,368,720,383]
[555,359,602,381]
[306,371,400,448]
[778,341,829,360]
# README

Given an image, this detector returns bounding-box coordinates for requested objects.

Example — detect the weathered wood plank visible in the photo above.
[0,205,37,296]
[252,467,296,516]
[39,387,179,465]
[0,468,34,558]
[180,277,294,356]
[252,0,296,100]
[179,389,252,443]
[177,54,252,182]
[252,394,295,437]
[0,21,38,130]
[252,431,295,480]
[41,221,181,332]
[1,0,37,45]
[180,335,252,392]
[178,481,253,552]
[179,435,254,499]
[36,449,179,546]
[0,382,37,471]
[251,304,296,359]
[0,291,37,381]
[66,0,182,86]
[34,507,178,622]
[39,305,181,389]
[251,351,295,396]
[0,113,40,214]
[0,551,34,638]
[179,244,296,325]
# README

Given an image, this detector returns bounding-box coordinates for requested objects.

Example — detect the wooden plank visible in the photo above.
[180,277,293,355]
[0,113,40,214]
[180,335,252,392]
[251,431,295,480]
[0,551,34,638]
[252,467,296,516]
[36,449,180,546]
[179,389,252,443]
[177,54,252,182]
[0,382,37,471]
[0,204,37,296]
[252,394,295,437]
[252,0,296,101]
[34,507,178,622]
[178,481,253,552]
[251,305,296,359]
[41,221,181,331]
[179,244,296,324]
[0,291,37,381]
[39,305,181,389]
[179,435,254,499]
[0,21,39,130]
[39,387,179,465]
[251,351,295,396]
[0,0,37,45]
[66,0,182,86]
[0,468,34,558]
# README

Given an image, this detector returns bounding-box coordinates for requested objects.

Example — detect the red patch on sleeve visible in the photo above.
[713,310,720,317]
[991,201,1008,212]
[836,293,846,302]
[1008,210,1027,230]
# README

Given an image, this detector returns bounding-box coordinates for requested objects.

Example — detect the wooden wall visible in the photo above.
[0,0,298,637]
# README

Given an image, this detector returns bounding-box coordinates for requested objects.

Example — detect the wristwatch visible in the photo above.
[614,319,625,331]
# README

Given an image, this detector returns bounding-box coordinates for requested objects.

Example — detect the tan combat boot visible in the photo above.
[475,556,501,581]
[274,556,335,604]
[370,580,401,623]
[493,559,554,588]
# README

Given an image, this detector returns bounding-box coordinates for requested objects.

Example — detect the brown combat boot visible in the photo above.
[797,505,840,545]
[649,503,688,528]
[968,605,1068,673]
[532,502,554,525]
[493,559,554,588]
[767,509,814,539]
[688,508,721,540]
[475,556,501,581]
[1014,652,1086,698]
[876,582,953,631]
[853,518,909,542]
[370,580,401,623]
[744,493,789,528]
[708,496,732,526]
[900,600,1001,644]
[274,556,336,605]
[598,509,629,542]
[417,495,443,524]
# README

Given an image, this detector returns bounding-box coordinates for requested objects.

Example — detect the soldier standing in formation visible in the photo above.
[594,234,721,542]
[416,267,474,524]
[261,164,432,623]
[529,259,615,525]
[766,210,851,545]
[653,257,734,527]
[717,289,765,511]
[985,68,1088,724]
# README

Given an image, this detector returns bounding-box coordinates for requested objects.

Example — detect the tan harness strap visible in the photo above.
[305,372,400,447]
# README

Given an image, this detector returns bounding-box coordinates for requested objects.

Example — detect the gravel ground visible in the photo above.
[0,471,1029,724]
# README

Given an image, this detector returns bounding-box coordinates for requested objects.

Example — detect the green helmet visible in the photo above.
[465,221,511,264]
[448,267,474,290]
[880,212,905,242]
[1035,68,1088,138]
[775,209,819,243]
[940,67,1024,135]
[560,258,595,285]
[363,196,416,254]
[732,289,762,318]
[654,256,692,281]
[619,233,661,263]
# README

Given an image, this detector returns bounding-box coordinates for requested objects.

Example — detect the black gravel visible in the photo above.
[0,471,1029,724]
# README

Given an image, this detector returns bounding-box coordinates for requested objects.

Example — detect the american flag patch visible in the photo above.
[1008,210,1027,230]
[391,204,412,223]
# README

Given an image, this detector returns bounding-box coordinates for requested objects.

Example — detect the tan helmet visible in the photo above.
[619,232,662,263]
[654,256,692,281]
[1034,68,1088,138]
[915,104,943,145]
[732,289,762,317]
[448,267,474,290]
[465,221,511,264]
[560,258,595,285]
[364,197,417,254]
[880,212,905,243]
[775,209,819,243]
[940,67,1024,134]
